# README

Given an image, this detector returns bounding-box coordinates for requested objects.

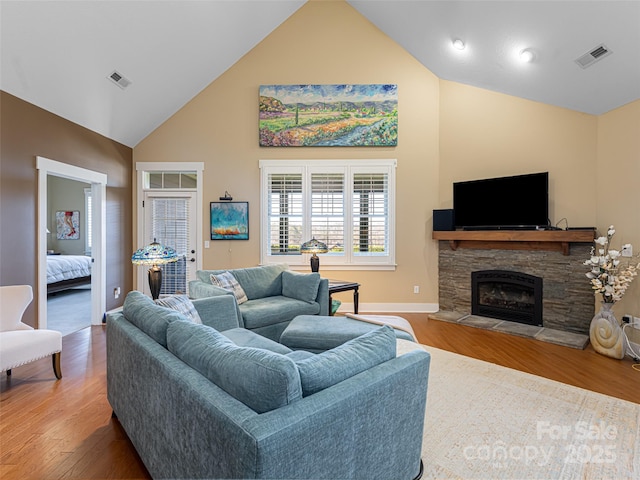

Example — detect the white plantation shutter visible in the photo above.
[353,173,388,255]
[150,197,189,295]
[261,159,395,269]
[267,173,303,255]
[311,173,344,254]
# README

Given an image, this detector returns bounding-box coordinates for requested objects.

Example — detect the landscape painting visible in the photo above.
[259,84,398,147]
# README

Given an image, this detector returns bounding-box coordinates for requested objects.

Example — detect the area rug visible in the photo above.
[396,340,640,479]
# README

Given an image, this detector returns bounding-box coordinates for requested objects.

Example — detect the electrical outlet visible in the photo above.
[633,316,640,327]
[623,314,633,324]
[621,244,633,257]
[114,287,120,299]
[413,285,420,294]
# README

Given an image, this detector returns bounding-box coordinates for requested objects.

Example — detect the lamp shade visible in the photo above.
[300,238,328,273]
[131,240,178,266]
[300,238,328,255]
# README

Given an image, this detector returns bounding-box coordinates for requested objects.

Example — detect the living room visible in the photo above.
[1,1,639,478]
[3,0,639,327]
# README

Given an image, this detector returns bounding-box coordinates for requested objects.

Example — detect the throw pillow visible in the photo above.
[281,271,321,304]
[210,271,248,304]
[155,294,203,324]
[166,321,302,413]
[123,291,185,347]
[295,325,396,396]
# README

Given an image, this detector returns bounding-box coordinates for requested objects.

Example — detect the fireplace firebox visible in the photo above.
[471,270,543,326]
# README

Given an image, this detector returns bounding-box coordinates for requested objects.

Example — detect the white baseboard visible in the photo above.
[335,302,439,314]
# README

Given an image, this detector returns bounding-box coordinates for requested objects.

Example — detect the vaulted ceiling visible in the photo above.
[2,1,639,147]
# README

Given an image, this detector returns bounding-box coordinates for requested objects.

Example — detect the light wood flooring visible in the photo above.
[1,315,639,479]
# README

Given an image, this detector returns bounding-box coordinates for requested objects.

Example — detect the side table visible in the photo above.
[327,280,360,316]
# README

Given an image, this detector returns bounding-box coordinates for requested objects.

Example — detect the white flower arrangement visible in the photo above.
[584,225,640,303]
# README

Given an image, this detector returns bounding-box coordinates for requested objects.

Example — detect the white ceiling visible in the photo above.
[2,1,639,148]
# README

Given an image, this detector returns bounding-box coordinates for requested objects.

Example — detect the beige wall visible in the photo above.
[596,100,640,318]
[135,0,441,309]
[135,0,639,316]
[438,80,598,227]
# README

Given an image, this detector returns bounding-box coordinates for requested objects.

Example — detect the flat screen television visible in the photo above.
[453,172,549,230]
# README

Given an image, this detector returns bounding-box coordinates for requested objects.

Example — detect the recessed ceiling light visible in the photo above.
[452,39,465,50]
[519,48,535,63]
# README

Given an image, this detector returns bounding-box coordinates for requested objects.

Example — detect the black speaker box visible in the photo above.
[433,209,455,231]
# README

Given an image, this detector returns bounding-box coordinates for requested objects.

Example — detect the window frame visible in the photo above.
[84,187,92,255]
[260,159,396,271]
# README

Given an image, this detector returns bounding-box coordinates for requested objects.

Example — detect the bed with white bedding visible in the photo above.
[47,254,92,294]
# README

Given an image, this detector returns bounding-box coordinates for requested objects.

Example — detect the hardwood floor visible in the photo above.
[1,316,638,479]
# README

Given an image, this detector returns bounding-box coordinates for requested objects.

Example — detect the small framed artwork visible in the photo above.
[210,202,249,240]
[56,210,80,240]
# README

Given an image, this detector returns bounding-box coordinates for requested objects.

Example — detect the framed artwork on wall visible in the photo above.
[210,202,249,240]
[56,210,80,240]
[259,84,398,147]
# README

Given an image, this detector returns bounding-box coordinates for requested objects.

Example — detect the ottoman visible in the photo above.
[280,314,415,353]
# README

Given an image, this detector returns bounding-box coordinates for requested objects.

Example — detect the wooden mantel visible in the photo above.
[432,229,595,255]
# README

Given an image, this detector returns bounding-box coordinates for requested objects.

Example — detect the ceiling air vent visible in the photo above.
[107,70,132,89]
[575,44,612,69]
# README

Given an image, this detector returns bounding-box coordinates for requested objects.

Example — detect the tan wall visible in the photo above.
[135,0,639,316]
[134,0,441,308]
[438,80,598,227]
[596,100,640,318]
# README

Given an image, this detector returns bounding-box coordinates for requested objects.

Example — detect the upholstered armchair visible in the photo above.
[0,285,62,379]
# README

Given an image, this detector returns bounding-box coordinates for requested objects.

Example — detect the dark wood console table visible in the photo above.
[432,229,595,255]
[327,280,360,316]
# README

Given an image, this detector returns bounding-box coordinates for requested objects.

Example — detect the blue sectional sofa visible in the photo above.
[188,264,329,341]
[107,291,431,480]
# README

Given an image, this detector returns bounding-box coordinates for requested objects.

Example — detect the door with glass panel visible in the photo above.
[142,192,197,297]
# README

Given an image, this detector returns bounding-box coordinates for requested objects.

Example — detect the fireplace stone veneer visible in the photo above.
[437,243,593,334]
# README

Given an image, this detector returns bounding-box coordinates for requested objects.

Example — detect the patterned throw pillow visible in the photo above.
[210,271,248,305]
[155,294,203,324]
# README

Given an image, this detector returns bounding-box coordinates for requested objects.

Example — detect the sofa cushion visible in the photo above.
[123,291,187,347]
[210,272,248,304]
[221,327,292,354]
[240,296,320,330]
[294,325,396,396]
[282,271,321,304]
[155,294,202,324]
[230,264,288,299]
[285,350,315,362]
[166,321,302,413]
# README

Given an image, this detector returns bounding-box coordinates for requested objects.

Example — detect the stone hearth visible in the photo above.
[437,242,593,335]
[428,310,589,349]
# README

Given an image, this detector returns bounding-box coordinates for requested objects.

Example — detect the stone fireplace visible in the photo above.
[434,232,594,335]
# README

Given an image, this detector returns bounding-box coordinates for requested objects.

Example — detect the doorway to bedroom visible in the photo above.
[37,156,106,334]
[46,175,92,336]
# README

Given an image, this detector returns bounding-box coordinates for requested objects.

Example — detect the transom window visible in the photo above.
[260,159,396,270]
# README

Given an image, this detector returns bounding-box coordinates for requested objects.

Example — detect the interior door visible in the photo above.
[142,191,197,297]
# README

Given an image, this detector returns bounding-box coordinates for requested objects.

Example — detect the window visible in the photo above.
[260,159,396,270]
[147,195,192,295]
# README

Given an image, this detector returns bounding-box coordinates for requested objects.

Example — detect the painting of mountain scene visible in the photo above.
[259,84,397,147]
